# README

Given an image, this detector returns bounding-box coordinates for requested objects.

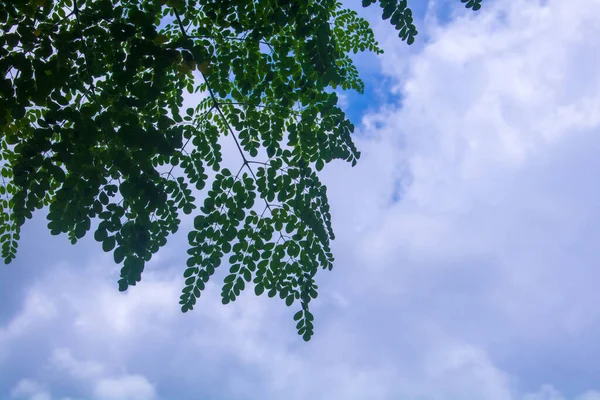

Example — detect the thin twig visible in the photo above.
[173,9,304,287]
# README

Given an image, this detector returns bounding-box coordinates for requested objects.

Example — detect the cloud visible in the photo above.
[324,0,600,395]
[523,386,600,400]
[54,349,159,400]
[51,348,104,381]
[93,375,156,400]
[0,289,57,363]
[11,379,52,400]
[3,0,600,399]
[358,0,600,335]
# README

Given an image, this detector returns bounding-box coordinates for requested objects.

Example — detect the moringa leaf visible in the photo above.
[0,0,484,342]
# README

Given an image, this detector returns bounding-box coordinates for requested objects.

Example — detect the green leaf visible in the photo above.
[114,246,125,264]
[0,0,484,343]
[183,267,196,278]
[94,228,108,242]
[243,268,251,282]
[285,221,295,234]
[315,159,324,171]
[285,295,294,306]
[118,279,128,292]
[74,224,86,239]
[254,283,264,296]
[102,236,116,252]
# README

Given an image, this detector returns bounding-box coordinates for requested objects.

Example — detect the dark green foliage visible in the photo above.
[363,0,419,44]
[1,0,482,340]
[462,0,484,12]
[362,0,484,45]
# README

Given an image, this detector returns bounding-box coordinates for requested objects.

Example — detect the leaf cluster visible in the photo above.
[0,0,483,340]
[362,0,483,45]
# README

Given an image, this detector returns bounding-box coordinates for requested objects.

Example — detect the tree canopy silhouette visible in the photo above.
[0,0,482,340]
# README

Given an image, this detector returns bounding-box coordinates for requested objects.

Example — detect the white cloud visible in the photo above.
[2,290,58,336]
[11,379,52,400]
[336,91,349,110]
[523,386,600,400]
[49,346,156,400]
[93,375,156,400]
[0,289,57,363]
[353,0,600,338]
[51,348,104,381]
[68,275,180,339]
[324,0,600,396]
[4,0,600,399]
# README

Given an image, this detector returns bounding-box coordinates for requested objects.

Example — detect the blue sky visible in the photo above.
[3,0,600,399]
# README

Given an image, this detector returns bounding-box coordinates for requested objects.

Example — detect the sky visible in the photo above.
[2,0,600,398]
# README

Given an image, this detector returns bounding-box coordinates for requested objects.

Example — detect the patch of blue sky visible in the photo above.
[334,1,450,205]
[427,0,467,26]
[337,0,451,123]
[335,70,401,127]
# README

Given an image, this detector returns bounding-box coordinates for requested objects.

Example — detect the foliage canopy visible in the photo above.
[1,0,482,340]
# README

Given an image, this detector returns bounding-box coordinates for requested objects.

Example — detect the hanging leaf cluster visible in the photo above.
[0,0,483,340]
[361,0,483,45]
